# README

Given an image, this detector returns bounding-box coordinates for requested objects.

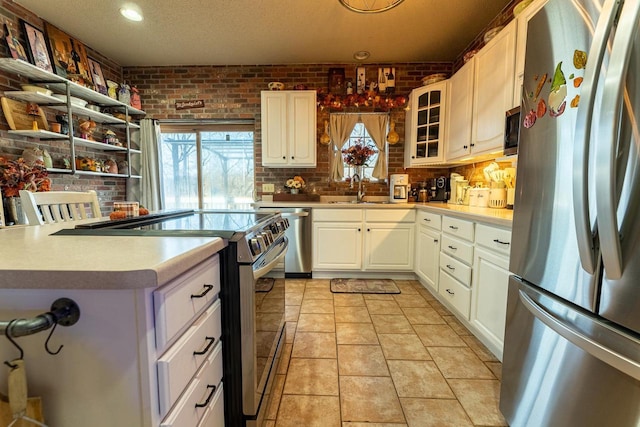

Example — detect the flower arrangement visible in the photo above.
[342,143,377,166]
[0,156,51,197]
[285,175,305,190]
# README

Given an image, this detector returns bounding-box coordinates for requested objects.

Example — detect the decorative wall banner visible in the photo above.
[175,99,205,110]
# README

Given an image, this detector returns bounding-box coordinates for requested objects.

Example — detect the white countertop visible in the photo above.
[0,220,226,290]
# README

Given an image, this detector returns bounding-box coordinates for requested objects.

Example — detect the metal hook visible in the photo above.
[4,319,24,369]
[44,321,63,355]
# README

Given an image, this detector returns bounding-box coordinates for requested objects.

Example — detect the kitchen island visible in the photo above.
[0,222,226,427]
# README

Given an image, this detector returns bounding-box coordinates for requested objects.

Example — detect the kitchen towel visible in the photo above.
[330,278,400,294]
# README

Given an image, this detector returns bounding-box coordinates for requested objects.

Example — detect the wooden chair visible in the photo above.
[19,190,102,225]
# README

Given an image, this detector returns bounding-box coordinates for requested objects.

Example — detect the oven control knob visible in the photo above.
[260,231,273,245]
[256,235,266,249]
[249,238,262,256]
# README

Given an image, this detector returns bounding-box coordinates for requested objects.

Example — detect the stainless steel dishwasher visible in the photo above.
[262,207,312,278]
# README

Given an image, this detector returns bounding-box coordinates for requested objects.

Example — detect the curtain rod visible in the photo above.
[158,119,255,125]
[329,112,388,115]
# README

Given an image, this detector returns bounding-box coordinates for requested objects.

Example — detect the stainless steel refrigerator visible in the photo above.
[500,0,640,425]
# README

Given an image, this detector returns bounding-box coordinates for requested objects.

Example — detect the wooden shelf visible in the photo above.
[73,137,128,152]
[8,129,68,139]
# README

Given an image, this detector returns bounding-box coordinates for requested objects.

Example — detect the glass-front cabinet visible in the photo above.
[404,81,447,167]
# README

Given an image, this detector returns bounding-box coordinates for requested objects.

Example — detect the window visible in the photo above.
[341,121,383,181]
[159,123,254,210]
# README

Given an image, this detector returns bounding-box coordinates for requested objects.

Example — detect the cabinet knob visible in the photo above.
[358,228,361,232]
[411,155,415,159]
[463,145,468,149]
[291,156,295,159]
[470,143,475,147]
[367,228,370,232]
[282,156,286,159]
[434,239,439,243]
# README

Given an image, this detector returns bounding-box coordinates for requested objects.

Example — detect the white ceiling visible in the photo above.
[14,0,512,67]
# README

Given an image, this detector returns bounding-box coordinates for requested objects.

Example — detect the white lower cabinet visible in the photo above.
[416,229,440,292]
[439,269,472,318]
[313,208,415,272]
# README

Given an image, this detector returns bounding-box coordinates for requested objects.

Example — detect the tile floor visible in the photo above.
[263,279,508,427]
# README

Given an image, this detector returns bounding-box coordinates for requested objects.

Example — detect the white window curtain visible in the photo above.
[329,114,359,181]
[140,118,164,211]
[360,114,389,180]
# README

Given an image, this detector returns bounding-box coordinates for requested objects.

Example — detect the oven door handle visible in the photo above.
[253,237,288,280]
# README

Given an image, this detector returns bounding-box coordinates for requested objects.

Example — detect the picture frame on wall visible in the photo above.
[43,22,93,87]
[4,23,28,62]
[19,20,53,73]
[328,68,345,95]
[88,57,107,95]
[356,67,366,94]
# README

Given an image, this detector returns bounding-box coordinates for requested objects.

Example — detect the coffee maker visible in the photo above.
[428,176,450,202]
[389,174,409,203]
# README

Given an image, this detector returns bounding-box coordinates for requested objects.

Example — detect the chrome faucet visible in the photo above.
[351,173,366,202]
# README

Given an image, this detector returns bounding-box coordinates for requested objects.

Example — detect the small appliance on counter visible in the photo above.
[428,176,449,202]
[449,173,463,204]
[389,174,409,203]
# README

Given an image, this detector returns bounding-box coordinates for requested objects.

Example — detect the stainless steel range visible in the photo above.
[59,210,289,426]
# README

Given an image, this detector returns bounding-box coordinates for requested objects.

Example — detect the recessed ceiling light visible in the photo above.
[353,50,370,61]
[120,3,144,21]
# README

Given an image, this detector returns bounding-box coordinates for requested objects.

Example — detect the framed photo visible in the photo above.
[43,22,93,86]
[88,57,107,95]
[328,68,345,95]
[4,23,28,62]
[19,20,53,72]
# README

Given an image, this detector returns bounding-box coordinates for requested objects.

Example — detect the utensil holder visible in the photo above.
[489,188,507,209]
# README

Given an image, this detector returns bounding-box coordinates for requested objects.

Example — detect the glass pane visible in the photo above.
[418,92,429,108]
[342,122,381,180]
[430,90,440,105]
[416,143,427,158]
[417,127,428,142]
[428,142,439,157]
[428,125,439,141]
[417,110,428,126]
[160,132,199,209]
[429,106,440,123]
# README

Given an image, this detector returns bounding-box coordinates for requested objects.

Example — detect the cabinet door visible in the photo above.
[472,20,516,155]
[364,223,414,270]
[416,226,440,292]
[288,91,316,166]
[471,247,510,360]
[446,59,474,161]
[404,81,447,166]
[261,92,288,166]
[313,222,362,270]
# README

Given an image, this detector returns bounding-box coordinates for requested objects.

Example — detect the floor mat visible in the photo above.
[330,278,400,294]
[256,277,275,292]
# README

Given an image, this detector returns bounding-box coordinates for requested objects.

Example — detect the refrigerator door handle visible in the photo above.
[572,0,620,275]
[519,289,640,381]
[594,0,640,280]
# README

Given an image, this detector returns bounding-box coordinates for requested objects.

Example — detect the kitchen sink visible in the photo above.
[327,200,390,204]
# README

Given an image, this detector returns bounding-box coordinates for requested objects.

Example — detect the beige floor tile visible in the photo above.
[333,293,366,307]
[283,358,339,395]
[388,360,455,398]
[305,279,330,288]
[371,314,414,334]
[413,324,467,347]
[335,305,372,323]
[366,299,404,315]
[461,334,500,362]
[343,424,407,427]
[378,333,432,360]
[304,287,334,299]
[276,395,341,427]
[400,398,473,427]
[338,344,389,376]
[428,299,452,316]
[285,279,307,290]
[258,297,285,313]
[264,421,275,427]
[336,323,379,345]
[277,343,292,375]
[394,294,429,308]
[285,322,297,344]
[448,379,508,426]
[291,332,336,358]
[442,314,473,336]
[401,307,446,325]
[296,313,335,332]
[340,376,405,423]
[363,293,397,301]
[285,291,303,306]
[428,347,495,379]
[284,304,300,321]
[394,281,420,295]
[485,361,502,381]
[266,374,286,420]
[300,298,334,314]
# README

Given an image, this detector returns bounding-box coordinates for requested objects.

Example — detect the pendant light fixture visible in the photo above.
[339,0,405,14]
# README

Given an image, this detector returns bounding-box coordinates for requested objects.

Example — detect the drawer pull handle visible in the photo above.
[446,264,455,271]
[447,245,457,250]
[493,239,510,245]
[446,288,455,295]
[424,218,431,222]
[449,225,459,230]
[194,336,216,355]
[191,284,214,299]
[195,384,217,408]
[434,239,439,243]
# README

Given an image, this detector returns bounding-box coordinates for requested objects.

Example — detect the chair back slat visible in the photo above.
[19,190,102,225]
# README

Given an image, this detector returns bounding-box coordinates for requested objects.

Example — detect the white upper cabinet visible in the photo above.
[404,81,448,167]
[445,59,475,160]
[261,90,316,167]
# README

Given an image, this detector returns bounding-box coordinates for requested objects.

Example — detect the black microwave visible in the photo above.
[504,106,520,156]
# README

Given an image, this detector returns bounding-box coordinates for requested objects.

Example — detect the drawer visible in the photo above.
[439,270,471,319]
[197,383,225,427]
[160,344,224,427]
[440,252,472,286]
[416,210,441,231]
[158,300,222,417]
[155,256,220,352]
[441,234,473,265]
[365,209,415,223]
[313,208,362,222]
[442,216,474,242]
[476,223,512,256]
